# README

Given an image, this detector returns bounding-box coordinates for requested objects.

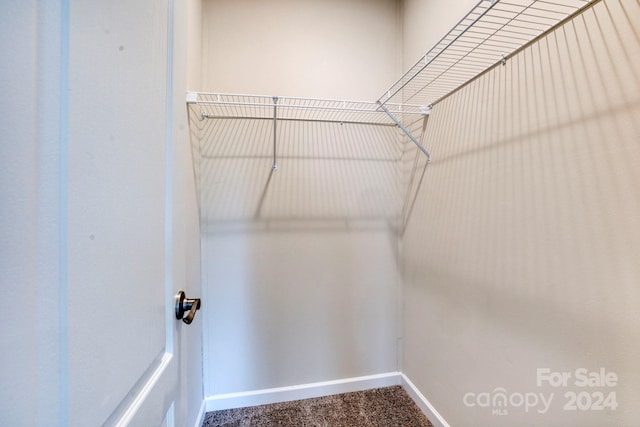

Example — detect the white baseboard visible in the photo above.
[400,373,450,427]
[203,372,401,412]
[195,371,449,427]
[192,398,206,427]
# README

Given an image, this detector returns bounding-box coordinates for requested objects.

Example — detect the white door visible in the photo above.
[0,1,200,426]
[68,0,178,424]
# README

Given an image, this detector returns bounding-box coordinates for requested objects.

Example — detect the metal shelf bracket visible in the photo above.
[376,101,431,162]
[272,96,278,170]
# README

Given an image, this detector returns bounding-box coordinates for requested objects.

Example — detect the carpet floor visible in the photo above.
[201,385,434,427]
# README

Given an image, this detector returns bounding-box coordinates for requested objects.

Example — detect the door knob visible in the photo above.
[175,290,201,324]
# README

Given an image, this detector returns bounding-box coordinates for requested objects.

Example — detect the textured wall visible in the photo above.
[400,0,640,425]
[197,0,404,395]
[194,115,404,395]
[201,0,402,100]
[401,0,477,73]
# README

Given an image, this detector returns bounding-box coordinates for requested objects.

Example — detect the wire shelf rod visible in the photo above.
[201,115,399,127]
[378,0,489,102]
[193,98,423,114]
[378,0,597,107]
[196,100,424,116]
[379,0,499,105]
[196,91,422,108]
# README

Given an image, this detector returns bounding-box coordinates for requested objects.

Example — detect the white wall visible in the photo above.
[196,0,404,397]
[187,0,203,92]
[203,230,399,394]
[196,116,404,395]
[401,0,640,426]
[201,0,402,100]
[401,0,477,72]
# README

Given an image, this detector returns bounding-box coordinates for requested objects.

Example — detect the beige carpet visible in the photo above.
[202,385,434,427]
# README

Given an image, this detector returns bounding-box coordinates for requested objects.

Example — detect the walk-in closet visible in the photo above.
[3,0,638,426]
[184,0,640,425]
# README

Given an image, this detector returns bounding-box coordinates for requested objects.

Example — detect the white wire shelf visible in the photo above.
[188,92,425,126]
[188,0,600,169]
[378,0,599,107]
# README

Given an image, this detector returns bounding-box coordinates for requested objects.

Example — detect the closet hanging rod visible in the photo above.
[191,97,423,116]
[195,100,423,116]
[200,114,398,127]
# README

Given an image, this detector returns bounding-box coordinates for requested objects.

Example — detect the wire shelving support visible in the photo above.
[378,0,599,108]
[376,101,431,162]
[187,0,600,167]
[272,96,278,170]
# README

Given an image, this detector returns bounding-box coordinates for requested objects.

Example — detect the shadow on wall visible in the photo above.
[187,101,406,395]
[401,0,640,426]
[188,105,418,234]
